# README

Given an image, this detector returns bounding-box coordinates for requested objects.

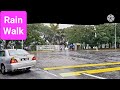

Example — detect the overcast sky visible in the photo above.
[44,23,73,29]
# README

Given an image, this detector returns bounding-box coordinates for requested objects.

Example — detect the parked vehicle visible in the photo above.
[0,49,37,74]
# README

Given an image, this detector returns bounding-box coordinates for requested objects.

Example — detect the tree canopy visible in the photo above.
[1,23,120,50]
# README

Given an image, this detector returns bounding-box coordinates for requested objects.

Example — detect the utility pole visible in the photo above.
[22,40,24,49]
[93,25,98,51]
[115,23,117,50]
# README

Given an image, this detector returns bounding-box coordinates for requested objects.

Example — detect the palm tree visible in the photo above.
[50,24,66,45]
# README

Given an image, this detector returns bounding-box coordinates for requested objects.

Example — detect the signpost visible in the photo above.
[0,11,27,49]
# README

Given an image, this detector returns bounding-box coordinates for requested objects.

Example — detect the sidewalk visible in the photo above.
[79,48,120,51]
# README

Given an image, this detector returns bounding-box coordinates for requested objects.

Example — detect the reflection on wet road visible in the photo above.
[36,50,120,79]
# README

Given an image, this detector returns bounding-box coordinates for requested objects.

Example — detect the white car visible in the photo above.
[0,49,37,74]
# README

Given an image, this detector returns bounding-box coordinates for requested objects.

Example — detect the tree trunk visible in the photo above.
[105,44,106,48]
[117,43,119,48]
[5,40,10,49]
[118,43,119,48]
[98,43,100,49]
[109,43,111,48]
[110,43,112,49]
[91,46,93,49]
[85,43,86,49]
[100,44,102,49]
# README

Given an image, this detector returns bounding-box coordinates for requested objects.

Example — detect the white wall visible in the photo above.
[36,45,65,51]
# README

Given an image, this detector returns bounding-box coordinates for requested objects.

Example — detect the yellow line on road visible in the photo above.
[44,62,120,70]
[60,67,120,77]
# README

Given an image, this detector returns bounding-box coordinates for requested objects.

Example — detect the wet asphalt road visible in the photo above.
[1,50,120,79]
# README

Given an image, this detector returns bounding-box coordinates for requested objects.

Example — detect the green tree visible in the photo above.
[24,24,46,47]
[49,24,66,45]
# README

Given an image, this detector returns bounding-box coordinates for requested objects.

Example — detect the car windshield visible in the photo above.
[8,49,29,56]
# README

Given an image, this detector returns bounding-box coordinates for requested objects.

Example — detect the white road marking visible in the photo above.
[82,73,107,79]
[32,68,106,79]
[32,68,63,79]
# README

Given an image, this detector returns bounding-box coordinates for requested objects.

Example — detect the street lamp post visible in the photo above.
[115,23,117,50]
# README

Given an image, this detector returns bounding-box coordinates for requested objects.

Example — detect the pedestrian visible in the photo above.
[69,43,74,51]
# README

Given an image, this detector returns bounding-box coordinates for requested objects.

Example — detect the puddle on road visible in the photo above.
[35,50,120,69]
